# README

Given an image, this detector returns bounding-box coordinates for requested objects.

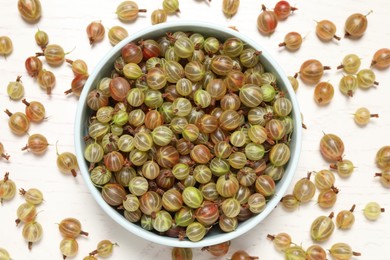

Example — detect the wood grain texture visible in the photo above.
[0,0,389,259]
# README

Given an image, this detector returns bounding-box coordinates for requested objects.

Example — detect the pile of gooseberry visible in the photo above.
[83,30,296,241]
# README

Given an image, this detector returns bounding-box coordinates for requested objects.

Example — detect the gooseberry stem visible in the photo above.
[22,98,30,106]
[350,204,356,212]
[4,109,12,117]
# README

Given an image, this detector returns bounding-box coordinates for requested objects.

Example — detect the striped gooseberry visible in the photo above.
[314,81,334,105]
[6,77,24,102]
[108,26,128,46]
[357,69,378,89]
[116,1,147,22]
[171,247,192,260]
[15,202,36,226]
[25,56,43,77]
[279,32,302,51]
[269,143,290,167]
[306,245,327,260]
[216,173,239,198]
[293,172,316,203]
[267,232,292,251]
[344,11,372,38]
[257,5,278,35]
[22,221,43,250]
[0,36,13,58]
[4,109,30,136]
[255,175,276,197]
[274,1,297,20]
[363,201,385,221]
[0,172,16,204]
[151,9,167,25]
[332,159,354,177]
[310,212,335,242]
[86,21,105,45]
[316,20,341,41]
[37,69,56,95]
[353,107,378,126]
[376,146,390,170]
[337,54,361,74]
[202,241,231,257]
[21,133,48,155]
[58,218,89,239]
[320,133,344,162]
[195,201,219,226]
[218,214,237,232]
[339,74,358,97]
[371,48,390,69]
[299,59,331,85]
[222,0,240,17]
[317,187,338,208]
[60,238,79,259]
[18,0,42,23]
[102,183,127,207]
[329,243,361,259]
[336,204,356,229]
[186,222,206,242]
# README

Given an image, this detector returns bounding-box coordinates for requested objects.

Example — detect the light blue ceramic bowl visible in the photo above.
[75,21,302,248]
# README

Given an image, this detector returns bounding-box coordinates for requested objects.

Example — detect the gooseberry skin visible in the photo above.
[4,109,30,136]
[339,75,358,97]
[257,5,278,35]
[0,36,13,58]
[222,0,240,17]
[337,54,361,74]
[344,12,371,38]
[17,0,42,23]
[0,248,10,260]
[357,69,378,89]
[336,204,356,229]
[37,69,56,95]
[376,146,390,169]
[0,143,10,161]
[7,76,24,101]
[171,247,193,260]
[0,173,17,203]
[267,233,291,251]
[40,44,66,66]
[329,243,361,259]
[86,21,105,45]
[363,202,385,220]
[299,59,330,85]
[116,1,147,22]
[151,9,167,25]
[162,0,180,14]
[231,250,259,260]
[16,203,37,226]
[354,107,378,126]
[320,133,344,162]
[306,245,327,260]
[34,29,48,49]
[60,238,79,259]
[279,32,302,51]
[274,0,297,20]
[314,81,334,105]
[21,133,49,155]
[108,26,129,46]
[25,56,43,77]
[310,212,335,242]
[22,221,43,250]
[316,20,341,41]
[371,48,390,69]
[201,241,231,257]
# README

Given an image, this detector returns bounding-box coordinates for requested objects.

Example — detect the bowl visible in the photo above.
[74,21,302,248]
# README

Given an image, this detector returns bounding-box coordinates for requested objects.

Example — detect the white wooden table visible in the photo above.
[0,0,389,259]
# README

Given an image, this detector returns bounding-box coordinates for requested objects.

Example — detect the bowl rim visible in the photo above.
[75,20,302,248]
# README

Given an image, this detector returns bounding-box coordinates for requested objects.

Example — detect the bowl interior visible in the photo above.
[75,21,302,248]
